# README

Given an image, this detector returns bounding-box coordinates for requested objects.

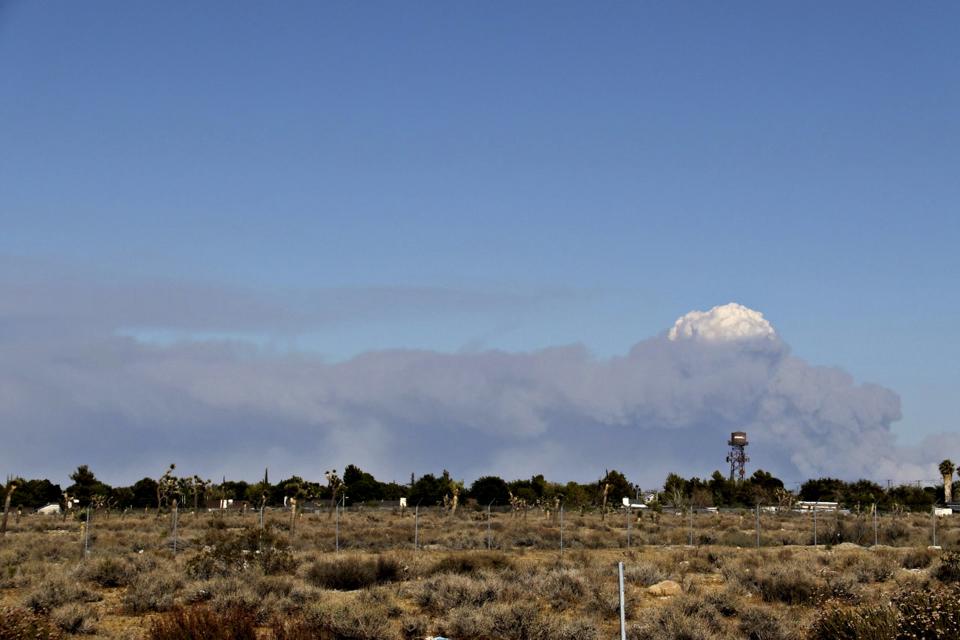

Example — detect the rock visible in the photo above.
[647,580,682,597]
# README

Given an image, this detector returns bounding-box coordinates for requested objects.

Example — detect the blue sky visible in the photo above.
[1,1,958,474]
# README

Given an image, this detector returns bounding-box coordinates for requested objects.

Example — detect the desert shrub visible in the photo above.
[147,606,257,640]
[400,616,428,640]
[438,601,596,640]
[933,551,960,583]
[306,556,400,590]
[704,588,739,617]
[430,551,513,575]
[740,565,819,605]
[413,573,500,614]
[79,556,134,587]
[893,584,960,638]
[123,569,183,613]
[296,601,395,640]
[50,603,98,635]
[488,602,554,639]
[435,605,491,639]
[23,577,101,613]
[253,575,295,598]
[537,567,587,611]
[624,561,665,587]
[900,547,935,569]
[187,525,294,579]
[627,599,726,640]
[0,606,62,639]
[808,605,896,640]
[204,578,262,620]
[739,605,792,640]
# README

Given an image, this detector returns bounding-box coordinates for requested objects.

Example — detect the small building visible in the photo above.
[795,501,839,512]
[37,503,61,515]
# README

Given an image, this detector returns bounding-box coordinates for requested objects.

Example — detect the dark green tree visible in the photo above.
[468,476,510,505]
[65,465,111,508]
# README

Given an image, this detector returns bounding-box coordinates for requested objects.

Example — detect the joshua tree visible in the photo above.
[188,476,211,516]
[156,464,178,516]
[600,482,611,522]
[940,459,955,504]
[1,478,19,537]
[325,469,343,518]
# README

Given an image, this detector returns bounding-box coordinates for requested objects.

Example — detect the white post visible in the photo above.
[414,504,419,551]
[618,561,626,640]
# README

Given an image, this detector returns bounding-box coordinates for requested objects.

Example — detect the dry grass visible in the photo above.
[0,508,957,638]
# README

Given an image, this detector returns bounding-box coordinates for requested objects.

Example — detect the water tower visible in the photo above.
[726,431,749,482]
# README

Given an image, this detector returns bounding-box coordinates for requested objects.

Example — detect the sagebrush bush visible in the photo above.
[414,573,501,614]
[0,606,62,639]
[186,525,295,579]
[536,567,588,611]
[23,577,101,613]
[739,604,793,640]
[306,555,400,590]
[296,601,395,640]
[900,547,934,569]
[147,606,257,640]
[430,551,513,575]
[123,569,183,613]
[933,551,960,583]
[740,565,820,605]
[50,603,98,635]
[80,556,134,587]
[893,584,960,638]
[808,605,896,640]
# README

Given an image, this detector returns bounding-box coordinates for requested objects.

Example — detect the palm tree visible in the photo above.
[939,460,955,504]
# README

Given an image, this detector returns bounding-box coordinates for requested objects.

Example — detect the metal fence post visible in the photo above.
[755,504,760,549]
[618,561,626,640]
[486,501,493,550]
[83,506,91,558]
[172,502,179,555]
[335,502,340,553]
[559,505,564,558]
[932,507,937,547]
[813,508,818,546]
[625,507,630,548]
[873,505,878,546]
[414,504,419,551]
[688,507,693,546]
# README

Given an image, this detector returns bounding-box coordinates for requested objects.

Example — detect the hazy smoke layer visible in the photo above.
[0,284,948,486]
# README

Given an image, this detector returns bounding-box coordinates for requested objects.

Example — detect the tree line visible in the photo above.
[2,462,958,513]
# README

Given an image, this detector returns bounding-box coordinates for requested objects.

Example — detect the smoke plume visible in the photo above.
[0,270,950,487]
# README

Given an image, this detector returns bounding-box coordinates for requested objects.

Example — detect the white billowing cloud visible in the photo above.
[668,302,776,343]
[0,277,955,488]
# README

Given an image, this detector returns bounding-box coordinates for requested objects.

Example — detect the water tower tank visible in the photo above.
[729,431,748,446]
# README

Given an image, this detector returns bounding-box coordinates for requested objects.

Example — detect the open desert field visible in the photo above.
[2,507,959,639]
